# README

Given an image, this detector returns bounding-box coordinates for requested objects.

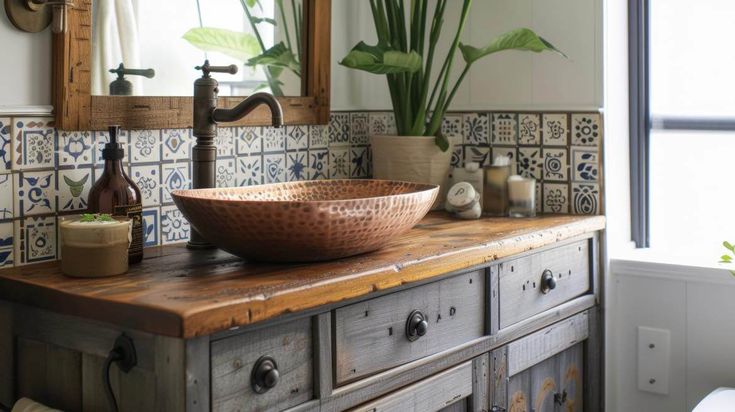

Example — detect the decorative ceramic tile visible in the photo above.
[15,216,56,265]
[518,114,541,145]
[329,113,350,146]
[286,125,308,151]
[308,125,328,149]
[0,174,13,220]
[542,113,569,146]
[130,164,161,207]
[368,112,396,136]
[491,146,517,175]
[0,221,13,268]
[58,131,93,166]
[350,113,369,146]
[308,149,328,180]
[517,147,542,180]
[94,129,129,165]
[215,127,236,158]
[286,151,308,181]
[329,147,350,179]
[571,113,601,146]
[571,147,600,182]
[236,127,262,155]
[464,146,491,167]
[161,205,190,245]
[543,183,570,214]
[14,117,55,170]
[262,126,285,153]
[129,129,161,163]
[450,144,464,168]
[58,168,92,211]
[162,129,191,161]
[142,207,160,247]
[236,155,263,186]
[263,153,286,183]
[350,146,369,178]
[572,183,600,215]
[543,148,569,182]
[161,163,191,204]
[0,118,11,173]
[463,113,489,146]
[16,170,55,216]
[492,113,517,146]
[441,114,463,142]
[216,158,237,188]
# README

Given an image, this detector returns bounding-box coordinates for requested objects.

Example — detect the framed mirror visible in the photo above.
[53,0,330,130]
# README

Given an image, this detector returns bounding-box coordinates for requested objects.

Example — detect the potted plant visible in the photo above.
[340,0,564,194]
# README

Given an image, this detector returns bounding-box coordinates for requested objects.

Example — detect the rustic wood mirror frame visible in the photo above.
[52,0,331,131]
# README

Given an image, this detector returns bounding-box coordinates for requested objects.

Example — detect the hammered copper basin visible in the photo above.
[171,180,439,262]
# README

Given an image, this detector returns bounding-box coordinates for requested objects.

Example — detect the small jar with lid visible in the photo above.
[507,175,536,218]
[60,215,132,278]
[445,182,482,219]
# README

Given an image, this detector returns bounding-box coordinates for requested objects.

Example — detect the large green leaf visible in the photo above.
[247,42,300,76]
[459,28,566,65]
[182,27,260,61]
[339,41,422,75]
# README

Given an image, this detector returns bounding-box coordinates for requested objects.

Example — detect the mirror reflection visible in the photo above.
[91,0,303,97]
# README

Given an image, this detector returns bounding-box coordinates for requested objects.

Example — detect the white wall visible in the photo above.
[0,12,51,108]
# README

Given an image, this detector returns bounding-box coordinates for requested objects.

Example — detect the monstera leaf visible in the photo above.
[459,28,566,65]
[247,42,301,76]
[182,27,260,62]
[339,42,422,75]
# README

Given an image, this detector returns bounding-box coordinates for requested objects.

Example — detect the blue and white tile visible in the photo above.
[216,158,237,188]
[58,168,92,212]
[491,146,517,175]
[0,221,13,268]
[308,149,328,180]
[0,174,13,220]
[142,207,160,247]
[350,113,369,145]
[350,146,369,178]
[15,170,55,216]
[464,146,491,167]
[518,113,541,145]
[14,216,56,265]
[94,129,129,166]
[329,147,350,179]
[161,163,191,204]
[236,155,263,186]
[215,127,236,158]
[571,113,601,146]
[368,112,396,136]
[517,147,542,180]
[162,129,191,161]
[263,153,286,183]
[572,183,600,215]
[130,164,161,207]
[161,205,190,245]
[463,113,489,146]
[286,151,308,181]
[58,131,93,166]
[543,148,568,182]
[441,114,463,142]
[0,118,11,173]
[543,183,570,214]
[236,127,262,155]
[13,117,55,170]
[491,113,517,146]
[129,129,161,163]
[329,113,350,146]
[286,125,308,151]
[262,126,285,153]
[308,125,328,149]
[542,113,568,146]
[571,146,599,182]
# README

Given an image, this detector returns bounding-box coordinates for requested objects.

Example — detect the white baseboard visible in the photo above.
[0,105,54,117]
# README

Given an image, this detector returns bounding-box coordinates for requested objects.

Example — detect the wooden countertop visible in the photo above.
[0,213,605,338]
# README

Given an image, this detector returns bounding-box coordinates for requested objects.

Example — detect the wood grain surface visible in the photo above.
[0,213,604,338]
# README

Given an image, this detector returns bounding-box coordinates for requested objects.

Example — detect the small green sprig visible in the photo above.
[719,241,735,277]
[79,213,115,223]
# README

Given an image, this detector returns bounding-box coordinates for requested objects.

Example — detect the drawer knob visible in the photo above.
[405,310,429,341]
[541,269,557,294]
[251,356,280,394]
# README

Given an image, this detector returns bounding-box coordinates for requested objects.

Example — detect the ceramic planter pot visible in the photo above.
[370,135,454,209]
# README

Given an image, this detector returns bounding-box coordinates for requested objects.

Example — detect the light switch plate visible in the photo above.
[637,326,671,395]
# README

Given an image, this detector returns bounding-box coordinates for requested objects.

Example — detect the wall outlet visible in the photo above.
[637,326,671,395]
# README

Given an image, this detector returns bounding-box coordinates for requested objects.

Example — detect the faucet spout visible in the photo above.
[212,92,283,127]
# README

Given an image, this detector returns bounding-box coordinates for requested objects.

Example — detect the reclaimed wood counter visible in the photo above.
[0,213,604,338]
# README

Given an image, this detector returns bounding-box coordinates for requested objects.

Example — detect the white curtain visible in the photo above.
[91,0,142,95]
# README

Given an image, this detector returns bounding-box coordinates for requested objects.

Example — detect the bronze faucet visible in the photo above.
[188,60,284,249]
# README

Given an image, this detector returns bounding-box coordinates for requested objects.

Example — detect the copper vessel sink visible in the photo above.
[171,180,438,262]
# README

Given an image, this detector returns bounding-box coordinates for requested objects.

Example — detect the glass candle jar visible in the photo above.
[483,157,512,216]
[507,175,536,218]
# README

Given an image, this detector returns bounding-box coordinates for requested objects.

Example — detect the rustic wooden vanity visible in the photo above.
[0,213,605,412]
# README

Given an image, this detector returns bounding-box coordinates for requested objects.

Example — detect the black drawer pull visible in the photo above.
[405,310,428,341]
[251,356,280,394]
[540,269,557,294]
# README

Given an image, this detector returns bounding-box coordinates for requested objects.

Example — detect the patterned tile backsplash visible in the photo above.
[0,110,603,269]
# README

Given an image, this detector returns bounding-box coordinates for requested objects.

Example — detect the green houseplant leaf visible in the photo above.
[459,28,566,65]
[247,42,301,76]
[340,42,422,75]
[183,27,260,62]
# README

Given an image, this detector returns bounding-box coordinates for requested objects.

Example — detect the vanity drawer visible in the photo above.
[499,240,590,329]
[349,360,473,412]
[210,318,313,412]
[334,270,485,385]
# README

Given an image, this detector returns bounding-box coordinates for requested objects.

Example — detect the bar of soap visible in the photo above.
[60,218,131,278]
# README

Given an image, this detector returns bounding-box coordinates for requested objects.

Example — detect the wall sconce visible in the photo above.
[4,0,74,34]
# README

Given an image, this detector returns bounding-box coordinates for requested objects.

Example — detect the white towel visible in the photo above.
[91,0,142,95]
[11,398,61,412]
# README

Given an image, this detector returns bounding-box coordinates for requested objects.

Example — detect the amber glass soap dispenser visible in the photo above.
[87,125,144,264]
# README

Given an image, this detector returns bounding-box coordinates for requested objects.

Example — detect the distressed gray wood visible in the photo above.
[186,336,210,412]
[471,353,489,412]
[530,356,557,412]
[0,302,13,408]
[211,317,313,412]
[506,367,530,412]
[584,306,602,412]
[559,343,584,412]
[499,240,590,329]
[16,338,83,411]
[154,336,186,411]
[82,353,118,412]
[314,312,333,399]
[507,311,589,377]
[489,347,507,411]
[347,361,473,412]
[120,362,157,412]
[439,399,468,412]
[334,270,485,384]
[488,265,499,336]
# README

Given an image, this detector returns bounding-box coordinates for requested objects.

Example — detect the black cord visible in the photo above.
[103,349,123,412]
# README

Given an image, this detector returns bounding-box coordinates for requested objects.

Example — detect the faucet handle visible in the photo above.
[195,60,239,78]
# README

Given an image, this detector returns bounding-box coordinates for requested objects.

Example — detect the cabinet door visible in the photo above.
[507,368,530,412]
[558,344,584,412]
[530,357,558,412]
